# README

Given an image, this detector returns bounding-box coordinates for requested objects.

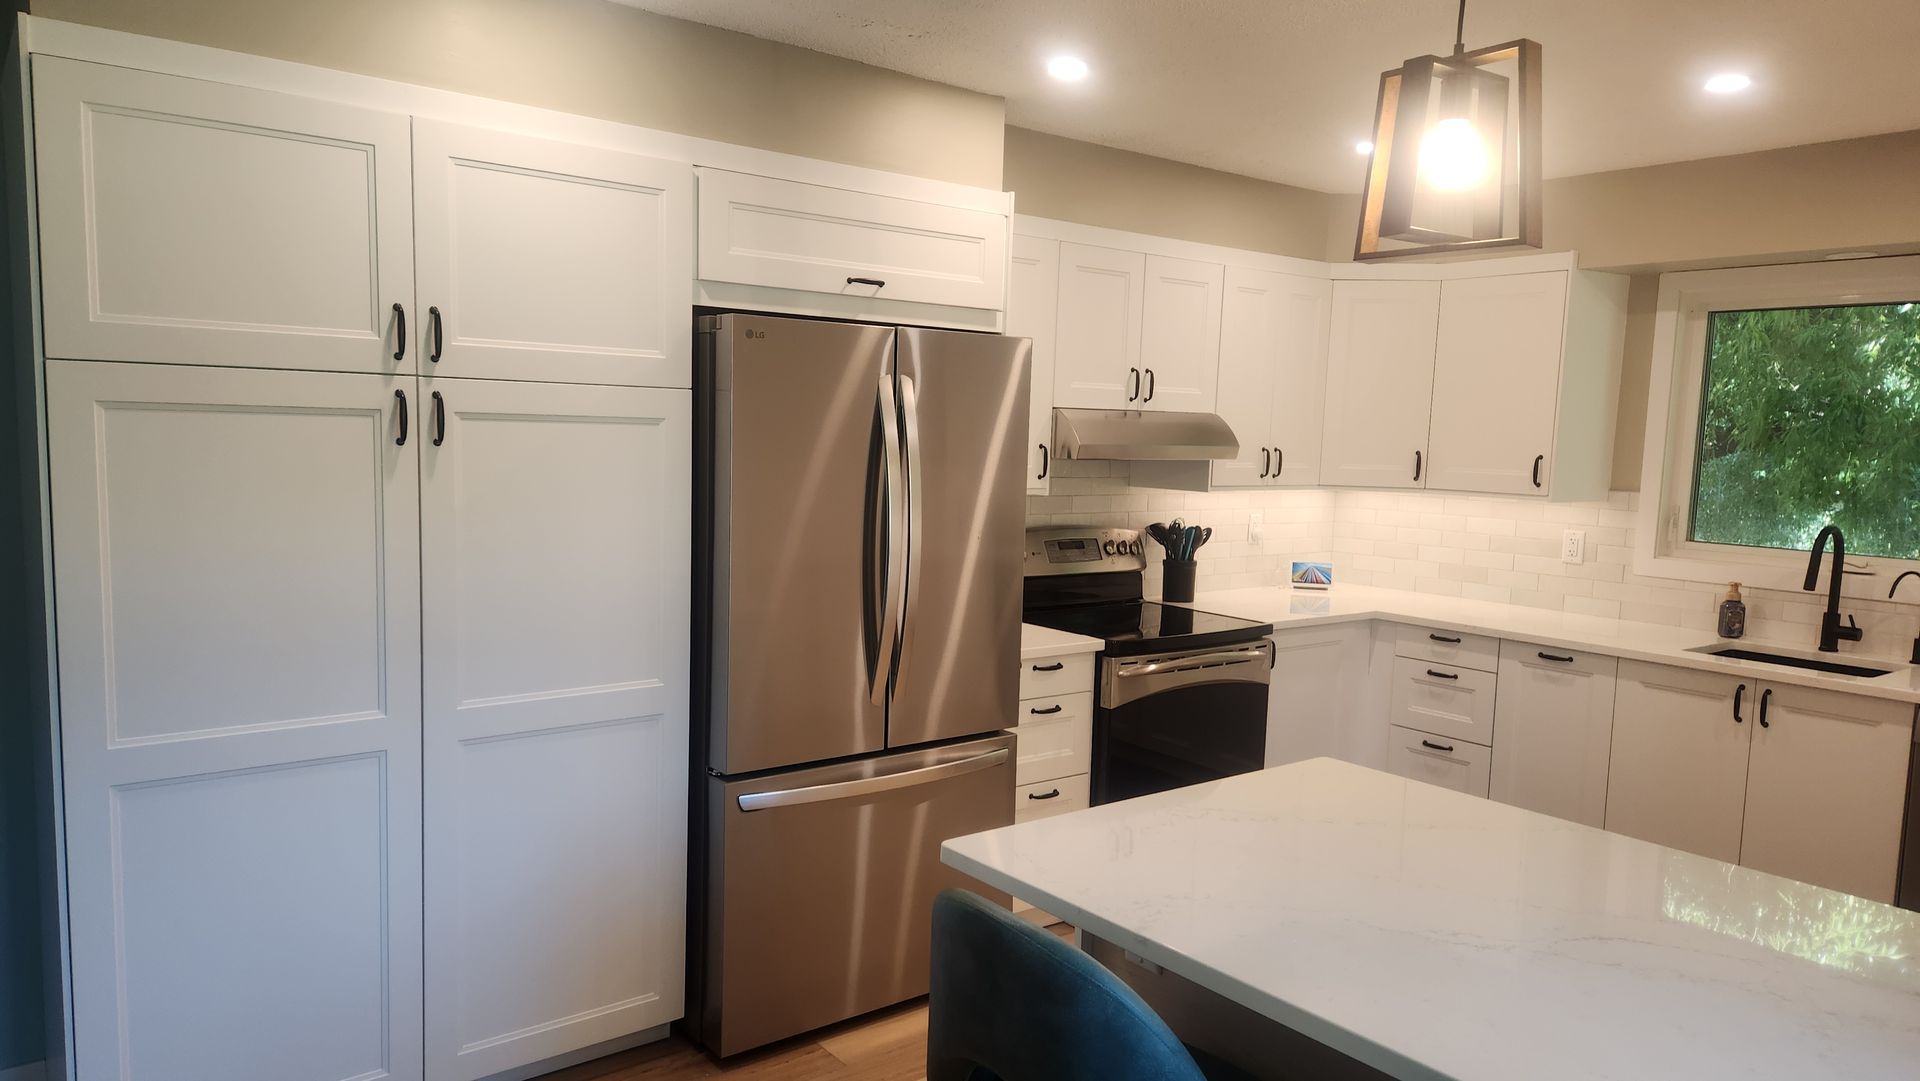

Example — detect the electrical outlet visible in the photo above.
[1561,529,1586,564]
[1248,511,1264,544]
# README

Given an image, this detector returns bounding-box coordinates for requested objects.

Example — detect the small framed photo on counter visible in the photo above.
[1291,561,1333,589]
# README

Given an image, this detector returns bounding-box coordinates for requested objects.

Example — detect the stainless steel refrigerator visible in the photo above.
[688,312,1028,1056]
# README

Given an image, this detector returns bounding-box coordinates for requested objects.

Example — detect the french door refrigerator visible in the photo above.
[689,312,1028,1056]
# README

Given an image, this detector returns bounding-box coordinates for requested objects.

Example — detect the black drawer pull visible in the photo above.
[1531,453,1544,488]
[1413,449,1422,481]
[1733,683,1745,724]
[1037,443,1049,481]
[847,276,887,288]
[1419,739,1456,754]
[1428,633,1461,644]
[431,390,446,447]
[394,389,408,446]
[1028,704,1063,715]
[392,303,407,362]
[1536,651,1574,664]
[428,305,444,363]
[1027,788,1062,801]
[1424,668,1459,680]
[1031,662,1064,672]
[1758,687,1772,728]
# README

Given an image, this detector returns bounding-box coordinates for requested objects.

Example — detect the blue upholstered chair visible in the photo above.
[926,888,1212,1081]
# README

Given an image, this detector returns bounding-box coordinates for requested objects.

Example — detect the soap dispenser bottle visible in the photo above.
[1718,582,1746,639]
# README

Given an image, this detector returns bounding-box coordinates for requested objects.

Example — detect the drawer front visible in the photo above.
[1015,774,1090,823]
[1394,624,1500,673]
[1012,707,1093,787]
[1387,724,1491,798]
[696,168,1007,311]
[1390,657,1497,747]
[1020,653,1095,701]
[1015,690,1092,729]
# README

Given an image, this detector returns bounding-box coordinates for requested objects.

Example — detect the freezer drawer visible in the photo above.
[696,735,1013,1056]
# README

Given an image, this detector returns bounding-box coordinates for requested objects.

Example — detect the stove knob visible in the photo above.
[1102,539,1116,555]
[1131,539,1143,556]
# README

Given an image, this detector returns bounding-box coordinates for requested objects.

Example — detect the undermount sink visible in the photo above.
[1688,644,1898,679]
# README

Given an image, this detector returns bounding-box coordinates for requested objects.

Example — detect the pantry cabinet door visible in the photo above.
[48,361,423,1081]
[1137,255,1223,412]
[1319,280,1439,488]
[420,378,690,1080]
[1054,243,1145,409]
[412,120,693,387]
[33,57,414,373]
[1426,272,1569,495]
[1740,685,1912,902]
[1009,236,1060,493]
[1605,661,1751,864]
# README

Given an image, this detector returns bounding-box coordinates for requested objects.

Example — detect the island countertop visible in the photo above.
[941,758,1920,1081]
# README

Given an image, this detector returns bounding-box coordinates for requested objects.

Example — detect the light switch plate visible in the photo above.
[1561,529,1586,564]
[1248,511,1264,544]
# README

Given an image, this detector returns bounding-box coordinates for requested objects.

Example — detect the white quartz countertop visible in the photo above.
[1020,621,1103,662]
[1177,584,1920,704]
[942,758,1920,1081]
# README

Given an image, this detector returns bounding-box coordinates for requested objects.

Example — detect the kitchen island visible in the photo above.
[941,758,1920,1081]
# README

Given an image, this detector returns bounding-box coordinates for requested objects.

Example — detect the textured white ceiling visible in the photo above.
[613,0,1920,193]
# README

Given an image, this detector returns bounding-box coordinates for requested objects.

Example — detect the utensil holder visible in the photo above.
[1162,559,1197,603]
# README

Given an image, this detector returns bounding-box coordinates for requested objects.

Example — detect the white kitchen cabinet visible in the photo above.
[1389,657,1498,748]
[33,57,415,374]
[696,167,1007,311]
[47,361,424,1081]
[1053,243,1147,409]
[1387,724,1491,797]
[1740,684,1912,903]
[1319,280,1440,488]
[1426,272,1569,496]
[1489,642,1618,828]
[1137,255,1223,412]
[1605,662,1752,864]
[1009,236,1061,492]
[1213,268,1330,488]
[1264,624,1373,768]
[420,378,690,1080]
[412,120,692,387]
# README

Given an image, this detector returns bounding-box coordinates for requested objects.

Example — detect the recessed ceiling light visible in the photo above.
[1704,73,1752,94]
[1046,55,1090,82]
[1355,140,1375,155]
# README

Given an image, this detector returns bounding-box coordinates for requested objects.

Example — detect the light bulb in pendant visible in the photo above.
[1418,117,1488,192]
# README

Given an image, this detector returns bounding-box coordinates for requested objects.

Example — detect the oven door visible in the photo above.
[1093,640,1273,805]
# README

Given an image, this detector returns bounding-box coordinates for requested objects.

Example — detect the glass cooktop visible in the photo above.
[1024,601,1273,658]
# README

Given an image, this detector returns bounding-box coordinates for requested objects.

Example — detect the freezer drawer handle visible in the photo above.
[736,748,1009,812]
[1027,788,1061,801]
[1031,662,1065,672]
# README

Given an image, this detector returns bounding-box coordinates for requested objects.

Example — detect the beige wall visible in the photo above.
[1004,126,1336,259]
[30,0,1006,188]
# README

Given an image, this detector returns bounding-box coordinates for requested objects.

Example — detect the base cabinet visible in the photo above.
[1489,643,1617,828]
[1387,724,1491,797]
[1605,662,1751,863]
[1264,625,1372,768]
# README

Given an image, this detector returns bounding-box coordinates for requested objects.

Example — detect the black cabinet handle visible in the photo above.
[1260,448,1271,477]
[1424,668,1460,680]
[1758,687,1772,728]
[1031,662,1064,672]
[1037,443,1049,481]
[847,276,887,288]
[1419,739,1456,753]
[1413,450,1423,482]
[1144,368,1155,402]
[1274,448,1282,475]
[1428,633,1461,644]
[1027,788,1061,801]
[1536,651,1574,664]
[428,305,444,363]
[1532,454,1544,489]
[431,390,446,447]
[1028,704,1063,715]
[1733,683,1745,724]
[392,303,407,362]
[1128,368,1141,402]
[394,389,408,446]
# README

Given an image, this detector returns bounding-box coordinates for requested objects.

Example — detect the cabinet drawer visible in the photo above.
[1015,690,1091,729]
[1394,624,1500,672]
[1011,708,1093,786]
[1387,724,1491,798]
[696,168,1007,311]
[1020,653,1095,700]
[1390,657,1497,747]
[1015,774,1089,823]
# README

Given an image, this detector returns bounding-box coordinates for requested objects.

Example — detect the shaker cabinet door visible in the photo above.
[1605,661,1751,864]
[1009,235,1061,493]
[1137,255,1223,413]
[1319,280,1439,488]
[1426,272,1569,496]
[1053,243,1145,409]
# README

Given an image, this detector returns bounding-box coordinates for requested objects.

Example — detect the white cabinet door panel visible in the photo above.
[1266,274,1332,487]
[1741,685,1912,902]
[1320,280,1439,488]
[1054,244,1144,409]
[1605,661,1751,864]
[1009,235,1060,492]
[48,360,422,1081]
[1138,255,1222,412]
[33,57,414,374]
[1490,642,1617,828]
[1264,625,1369,768]
[413,120,692,387]
[421,378,689,1080]
[1212,267,1280,488]
[1427,272,1568,495]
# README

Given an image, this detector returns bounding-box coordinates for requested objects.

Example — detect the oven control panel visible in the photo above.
[1024,526,1146,576]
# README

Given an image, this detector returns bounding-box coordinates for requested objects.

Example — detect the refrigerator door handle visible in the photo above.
[897,373,925,687]
[735,747,1009,812]
[872,376,907,705]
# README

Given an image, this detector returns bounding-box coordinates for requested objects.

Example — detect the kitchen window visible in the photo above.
[1638,257,1920,590]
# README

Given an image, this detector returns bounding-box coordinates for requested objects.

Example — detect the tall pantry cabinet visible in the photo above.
[25,56,692,1081]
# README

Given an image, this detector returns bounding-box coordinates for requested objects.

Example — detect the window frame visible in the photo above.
[1636,256,1920,594]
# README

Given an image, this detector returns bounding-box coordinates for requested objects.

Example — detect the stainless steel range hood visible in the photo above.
[1052,407,1239,461]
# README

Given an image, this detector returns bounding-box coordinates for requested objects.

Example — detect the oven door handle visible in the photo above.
[1115,648,1270,677]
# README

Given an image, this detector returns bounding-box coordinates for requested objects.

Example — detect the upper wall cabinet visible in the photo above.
[1008,236,1060,493]
[33,58,415,374]
[1213,268,1330,488]
[1053,243,1146,409]
[413,121,692,387]
[1426,272,1570,496]
[1319,280,1440,489]
[696,168,1006,311]
[1137,256,1223,413]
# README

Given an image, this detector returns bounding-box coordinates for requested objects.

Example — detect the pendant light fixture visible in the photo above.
[1354,0,1542,259]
